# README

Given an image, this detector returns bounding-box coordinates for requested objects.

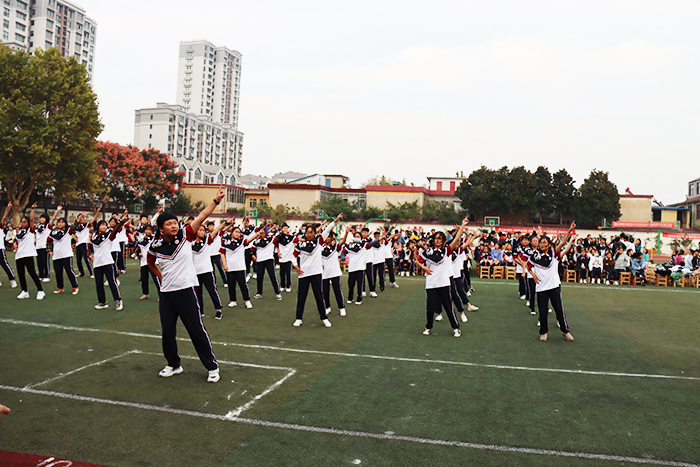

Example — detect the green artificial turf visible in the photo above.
[0,254,698,467]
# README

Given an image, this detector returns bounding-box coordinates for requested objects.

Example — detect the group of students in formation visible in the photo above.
[1,193,583,382]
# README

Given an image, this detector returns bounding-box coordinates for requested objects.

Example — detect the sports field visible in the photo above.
[1,256,699,467]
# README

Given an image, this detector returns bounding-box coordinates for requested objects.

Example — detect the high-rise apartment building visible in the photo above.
[135,40,244,187]
[175,40,242,128]
[1,0,97,82]
[134,103,243,186]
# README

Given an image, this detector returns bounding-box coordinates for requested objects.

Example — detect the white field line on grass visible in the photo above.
[20,349,296,418]
[469,278,700,294]
[0,383,697,467]
[2,318,699,382]
[25,350,140,389]
[135,350,297,419]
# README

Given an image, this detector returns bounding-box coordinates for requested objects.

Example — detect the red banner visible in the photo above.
[480,226,573,235]
[662,232,700,239]
[612,222,675,229]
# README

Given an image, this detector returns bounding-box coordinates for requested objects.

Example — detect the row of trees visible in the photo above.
[455,166,620,227]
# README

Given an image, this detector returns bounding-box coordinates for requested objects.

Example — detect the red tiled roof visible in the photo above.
[365,185,427,193]
[267,183,365,193]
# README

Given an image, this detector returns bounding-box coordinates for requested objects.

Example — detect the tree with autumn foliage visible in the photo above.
[96,141,184,211]
[0,46,102,224]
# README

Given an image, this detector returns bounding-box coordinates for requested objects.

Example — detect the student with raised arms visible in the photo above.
[47,206,80,295]
[147,189,225,383]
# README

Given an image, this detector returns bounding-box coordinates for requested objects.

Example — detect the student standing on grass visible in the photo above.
[147,188,225,383]
[220,221,261,309]
[14,203,44,300]
[250,221,282,301]
[136,224,160,300]
[192,221,228,319]
[414,217,470,338]
[435,232,479,324]
[35,211,52,283]
[292,213,342,327]
[73,212,94,278]
[322,228,350,317]
[207,221,228,288]
[382,228,400,289]
[527,221,576,342]
[343,229,374,305]
[0,203,17,289]
[89,208,127,311]
[275,223,295,293]
[47,206,80,295]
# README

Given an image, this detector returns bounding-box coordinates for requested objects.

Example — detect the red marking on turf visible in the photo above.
[0,450,111,467]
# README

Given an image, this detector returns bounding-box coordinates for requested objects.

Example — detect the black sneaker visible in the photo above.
[215,310,222,320]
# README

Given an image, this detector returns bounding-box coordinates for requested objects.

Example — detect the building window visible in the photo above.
[691,184,695,197]
[16,22,25,31]
[249,199,257,208]
[15,33,25,42]
[259,199,267,207]
[194,168,202,181]
[2,19,7,28]
[16,10,26,19]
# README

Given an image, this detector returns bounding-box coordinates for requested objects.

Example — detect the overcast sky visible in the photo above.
[86,0,699,205]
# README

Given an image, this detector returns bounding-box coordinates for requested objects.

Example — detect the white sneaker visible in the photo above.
[322,319,332,328]
[115,300,123,311]
[286,288,292,293]
[530,310,536,315]
[228,301,237,307]
[453,328,462,338]
[253,294,263,299]
[325,307,331,315]
[548,308,552,313]
[276,294,282,301]
[253,273,258,279]
[362,291,367,297]
[72,288,79,295]
[467,304,479,311]
[347,300,353,304]
[90,275,94,279]
[525,301,530,307]
[36,291,45,300]
[159,365,183,378]
[339,308,346,316]
[42,278,50,283]
[293,319,302,327]
[94,303,108,309]
[520,295,526,300]
[461,312,468,322]
[355,301,362,305]
[245,300,253,308]
[467,291,472,297]
[391,282,399,288]
[116,279,120,286]
[104,280,109,286]
[422,328,431,335]
[17,291,30,299]
[245,274,251,283]
[207,368,220,383]
[140,294,149,300]
[369,291,378,298]
[10,280,17,288]
[435,314,443,321]
[223,283,228,288]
